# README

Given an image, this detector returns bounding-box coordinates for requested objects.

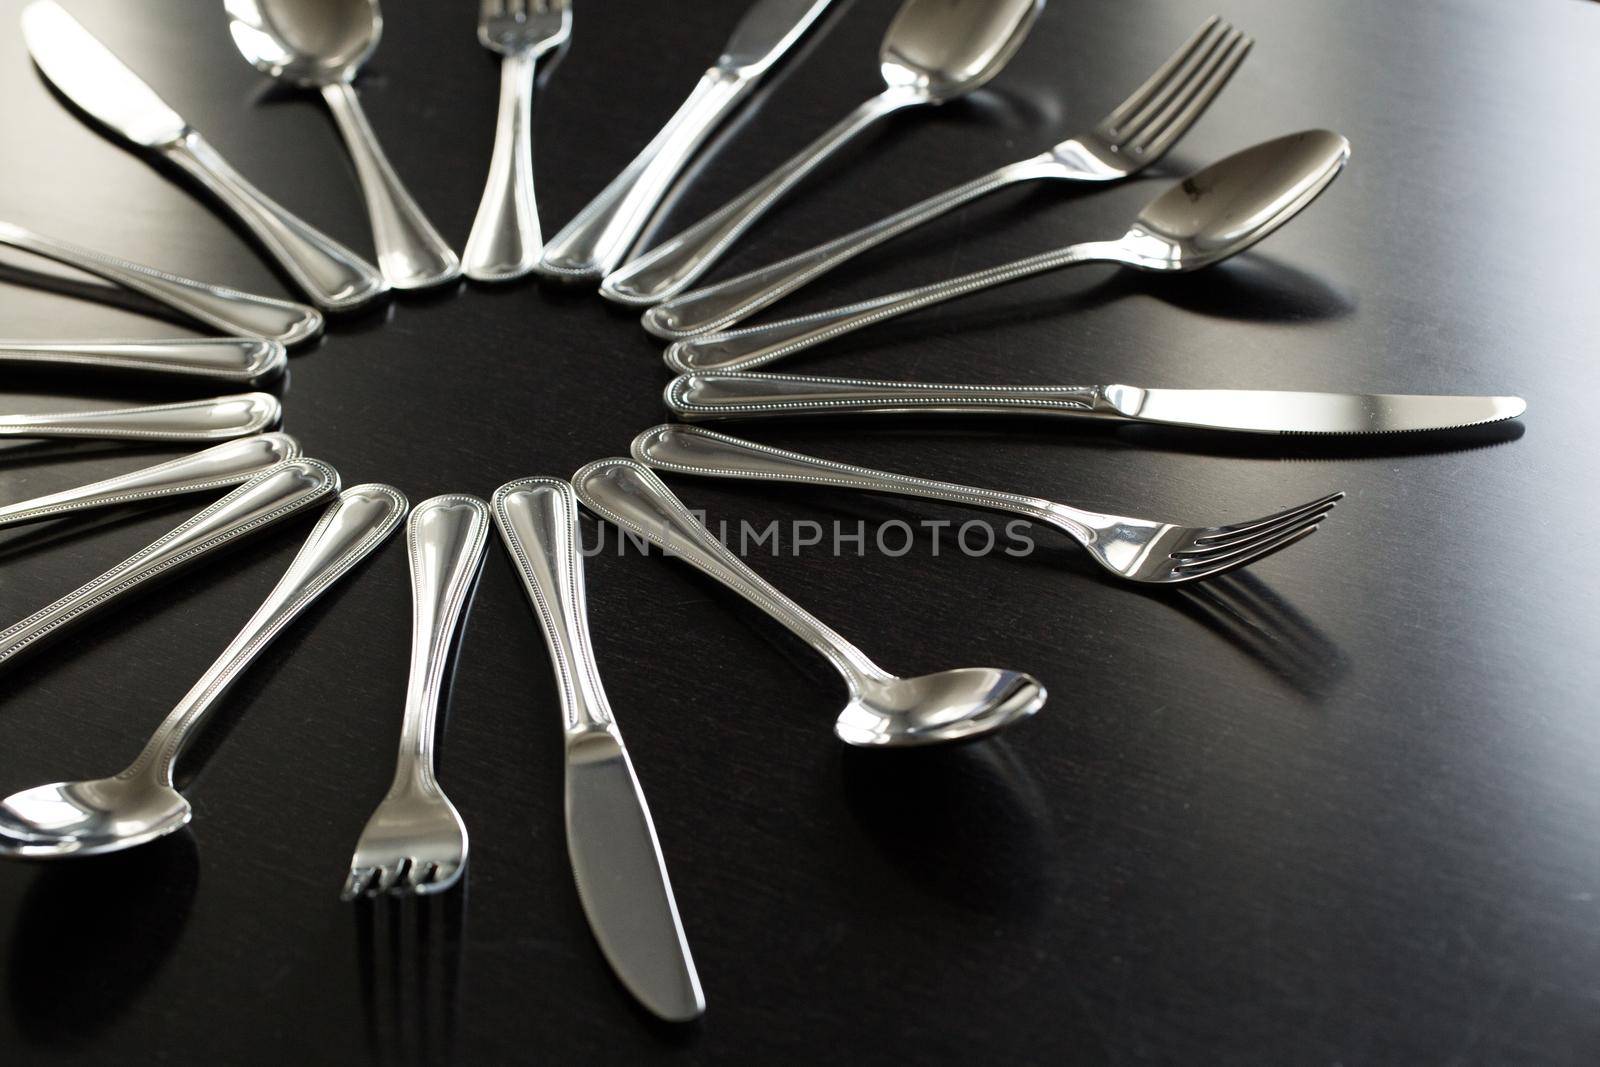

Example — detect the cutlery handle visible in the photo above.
[0,392,281,441]
[0,432,300,529]
[666,241,1116,373]
[322,83,461,289]
[0,222,323,345]
[394,496,490,789]
[128,484,408,786]
[492,479,615,734]
[665,372,1109,421]
[630,424,1064,524]
[0,458,339,670]
[538,67,750,283]
[599,86,922,305]
[162,131,387,311]
[463,50,541,282]
[0,338,285,383]
[644,160,1039,337]
[571,459,889,689]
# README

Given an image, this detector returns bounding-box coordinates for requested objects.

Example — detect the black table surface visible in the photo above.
[2,0,1597,1062]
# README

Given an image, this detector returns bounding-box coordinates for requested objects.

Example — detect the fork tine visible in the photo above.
[1172,524,1321,582]
[1172,504,1335,565]
[1190,492,1344,546]
[1101,17,1226,134]
[404,860,439,890]
[372,864,404,895]
[481,0,505,18]
[1112,25,1237,151]
[1130,32,1254,161]
[341,867,373,901]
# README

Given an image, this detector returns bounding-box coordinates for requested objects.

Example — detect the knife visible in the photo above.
[20,1,386,312]
[665,372,1528,434]
[536,0,834,282]
[492,478,704,1023]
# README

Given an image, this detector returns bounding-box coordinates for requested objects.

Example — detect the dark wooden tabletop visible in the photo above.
[1,0,1597,1062]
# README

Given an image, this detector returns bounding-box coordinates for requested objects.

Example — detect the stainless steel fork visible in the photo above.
[642,15,1251,338]
[631,425,1338,584]
[341,495,490,899]
[462,0,573,281]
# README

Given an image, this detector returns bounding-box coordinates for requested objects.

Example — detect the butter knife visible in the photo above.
[536,0,834,282]
[665,372,1529,434]
[0,432,300,529]
[0,457,339,670]
[0,221,323,345]
[492,478,704,1023]
[20,1,386,312]
[0,338,285,384]
[0,393,281,442]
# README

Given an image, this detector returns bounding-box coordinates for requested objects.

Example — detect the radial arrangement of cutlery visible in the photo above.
[225,0,461,289]
[493,478,705,1022]
[630,425,1341,584]
[642,14,1252,339]
[461,0,571,282]
[572,459,1047,746]
[597,0,1045,305]
[20,1,387,311]
[662,130,1350,373]
[0,482,406,859]
[537,0,835,282]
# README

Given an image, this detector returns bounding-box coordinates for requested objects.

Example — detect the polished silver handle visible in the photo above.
[538,68,750,283]
[643,161,1040,337]
[571,459,888,688]
[598,86,922,305]
[0,432,301,529]
[630,424,1064,524]
[0,338,285,383]
[126,483,408,787]
[463,50,541,282]
[322,83,461,289]
[664,372,1106,421]
[492,478,614,734]
[162,131,388,311]
[0,221,323,345]
[394,496,490,790]
[0,457,339,669]
[664,240,1118,373]
[0,392,281,441]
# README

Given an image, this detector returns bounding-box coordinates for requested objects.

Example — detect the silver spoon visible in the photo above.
[571,459,1045,747]
[664,129,1352,374]
[598,0,1043,306]
[0,483,408,860]
[0,338,285,384]
[225,0,461,289]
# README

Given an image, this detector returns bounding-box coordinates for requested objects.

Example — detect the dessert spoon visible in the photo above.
[664,129,1351,373]
[0,483,407,859]
[599,0,1043,305]
[0,393,281,443]
[0,338,285,384]
[571,459,1045,746]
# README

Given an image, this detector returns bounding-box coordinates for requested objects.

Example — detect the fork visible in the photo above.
[630,425,1339,583]
[462,0,572,282]
[341,495,490,899]
[641,16,1251,339]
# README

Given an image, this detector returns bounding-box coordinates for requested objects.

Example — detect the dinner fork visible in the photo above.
[463,0,572,281]
[642,15,1251,338]
[630,425,1340,583]
[341,495,489,899]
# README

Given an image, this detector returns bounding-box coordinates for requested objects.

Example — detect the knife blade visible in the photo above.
[21,1,187,148]
[664,372,1528,434]
[719,0,834,76]
[492,480,704,1023]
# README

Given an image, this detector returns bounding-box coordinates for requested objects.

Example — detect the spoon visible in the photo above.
[0,483,408,860]
[571,459,1045,746]
[225,0,461,289]
[663,129,1352,374]
[598,0,1043,306]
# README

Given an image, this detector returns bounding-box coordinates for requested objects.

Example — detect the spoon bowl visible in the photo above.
[225,0,379,86]
[879,0,1043,102]
[837,667,1046,747]
[0,777,190,859]
[1121,129,1351,271]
